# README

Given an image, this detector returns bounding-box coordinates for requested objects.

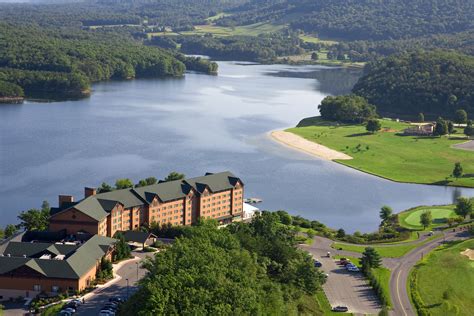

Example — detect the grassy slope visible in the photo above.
[287,118,474,187]
[413,239,474,315]
[398,205,457,230]
[332,235,442,258]
[372,267,392,307]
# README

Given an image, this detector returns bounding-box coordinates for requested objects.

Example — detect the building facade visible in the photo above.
[0,235,115,300]
[49,172,244,237]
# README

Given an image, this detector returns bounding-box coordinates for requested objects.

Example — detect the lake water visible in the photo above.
[0,62,472,232]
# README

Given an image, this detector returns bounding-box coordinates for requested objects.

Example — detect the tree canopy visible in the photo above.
[353,51,474,118]
[318,95,377,123]
[122,214,326,315]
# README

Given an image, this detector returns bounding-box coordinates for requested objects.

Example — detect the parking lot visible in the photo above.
[301,237,381,315]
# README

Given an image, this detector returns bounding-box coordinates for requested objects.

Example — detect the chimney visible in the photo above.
[58,195,74,207]
[84,187,97,198]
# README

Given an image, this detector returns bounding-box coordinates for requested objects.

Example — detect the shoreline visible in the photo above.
[270,129,352,161]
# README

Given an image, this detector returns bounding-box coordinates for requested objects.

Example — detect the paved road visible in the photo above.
[75,251,151,316]
[300,237,381,315]
[389,230,470,316]
[452,140,474,151]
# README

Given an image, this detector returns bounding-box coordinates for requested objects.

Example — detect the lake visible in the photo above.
[0,61,472,232]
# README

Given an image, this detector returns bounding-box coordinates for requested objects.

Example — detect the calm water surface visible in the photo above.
[1,62,472,232]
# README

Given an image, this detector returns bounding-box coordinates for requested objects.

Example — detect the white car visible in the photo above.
[99,311,115,316]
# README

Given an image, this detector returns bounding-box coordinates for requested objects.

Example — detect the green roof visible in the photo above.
[0,235,116,279]
[55,171,242,221]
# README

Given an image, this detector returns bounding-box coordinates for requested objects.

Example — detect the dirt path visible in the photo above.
[270,130,352,160]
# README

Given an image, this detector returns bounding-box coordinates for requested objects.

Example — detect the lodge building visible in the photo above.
[49,172,244,237]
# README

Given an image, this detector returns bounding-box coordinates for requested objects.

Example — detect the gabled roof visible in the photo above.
[73,197,109,221]
[3,242,78,258]
[184,171,242,194]
[117,230,156,244]
[0,235,116,279]
[133,180,193,203]
[96,189,144,209]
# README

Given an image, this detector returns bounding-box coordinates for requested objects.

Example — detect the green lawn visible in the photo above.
[205,12,233,22]
[287,117,474,187]
[399,205,457,230]
[181,22,285,37]
[314,290,353,315]
[332,235,441,258]
[412,239,474,315]
[298,34,338,45]
[372,267,392,307]
[40,303,65,316]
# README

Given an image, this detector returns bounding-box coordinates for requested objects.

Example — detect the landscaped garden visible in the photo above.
[410,239,474,315]
[287,117,474,187]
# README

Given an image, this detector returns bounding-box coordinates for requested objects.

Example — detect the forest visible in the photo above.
[121,213,327,315]
[352,51,474,118]
[0,23,217,99]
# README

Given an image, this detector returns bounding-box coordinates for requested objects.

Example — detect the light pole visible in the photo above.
[126,278,129,299]
[136,262,139,281]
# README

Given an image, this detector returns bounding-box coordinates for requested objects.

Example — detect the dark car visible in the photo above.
[109,297,124,304]
[332,305,349,312]
[314,260,322,267]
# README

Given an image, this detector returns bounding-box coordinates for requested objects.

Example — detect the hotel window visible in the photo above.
[33,285,41,292]
[52,286,60,293]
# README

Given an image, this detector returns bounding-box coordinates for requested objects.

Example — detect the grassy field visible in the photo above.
[205,12,232,22]
[298,34,338,45]
[41,303,65,316]
[181,22,285,37]
[287,117,474,187]
[399,205,457,230]
[332,235,441,258]
[412,239,474,315]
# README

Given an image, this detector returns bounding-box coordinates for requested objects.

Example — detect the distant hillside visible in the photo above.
[352,51,474,118]
[218,0,474,41]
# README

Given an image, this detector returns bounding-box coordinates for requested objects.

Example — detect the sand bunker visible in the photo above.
[271,130,352,161]
[460,248,474,260]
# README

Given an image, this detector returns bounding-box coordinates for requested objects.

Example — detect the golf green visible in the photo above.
[402,208,455,228]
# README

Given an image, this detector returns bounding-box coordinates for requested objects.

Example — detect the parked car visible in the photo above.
[99,311,115,316]
[70,299,82,305]
[314,260,322,267]
[338,258,350,265]
[58,311,72,316]
[332,305,349,312]
[61,307,76,314]
[109,297,124,304]
[64,301,79,309]
[348,266,360,272]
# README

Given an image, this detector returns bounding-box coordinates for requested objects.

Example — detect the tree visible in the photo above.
[452,162,463,178]
[420,211,432,229]
[417,113,424,122]
[311,52,318,60]
[447,121,454,134]
[136,177,158,187]
[115,178,133,190]
[366,119,381,133]
[276,210,292,225]
[336,228,346,238]
[464,120,474,137]
[0,227,3,239]
[96,257,113,280]
[454,109,468,124]
[164,172,185,182]
[455,197,473,219]
[41,200,50,213]
[97,182,113,193]
[361,247,381,271]
[113,233,131,261]
[17,208,49,231]
[4,224,18,238]
[318,95,377,123]
[379,206,393,223]
[433,117,448,136]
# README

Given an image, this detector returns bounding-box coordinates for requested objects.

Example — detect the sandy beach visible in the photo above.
[270,130,352,161]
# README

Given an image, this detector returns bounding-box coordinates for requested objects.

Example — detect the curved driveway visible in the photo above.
[389,230,470,316]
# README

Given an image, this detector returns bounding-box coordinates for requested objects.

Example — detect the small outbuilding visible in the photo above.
[117,230,157,249]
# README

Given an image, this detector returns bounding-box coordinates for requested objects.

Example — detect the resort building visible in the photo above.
[49,172,244,237]
[0,235,115,300]
[403,123,435,136]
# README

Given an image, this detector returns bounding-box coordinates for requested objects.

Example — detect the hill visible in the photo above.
[352,51,474,118]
